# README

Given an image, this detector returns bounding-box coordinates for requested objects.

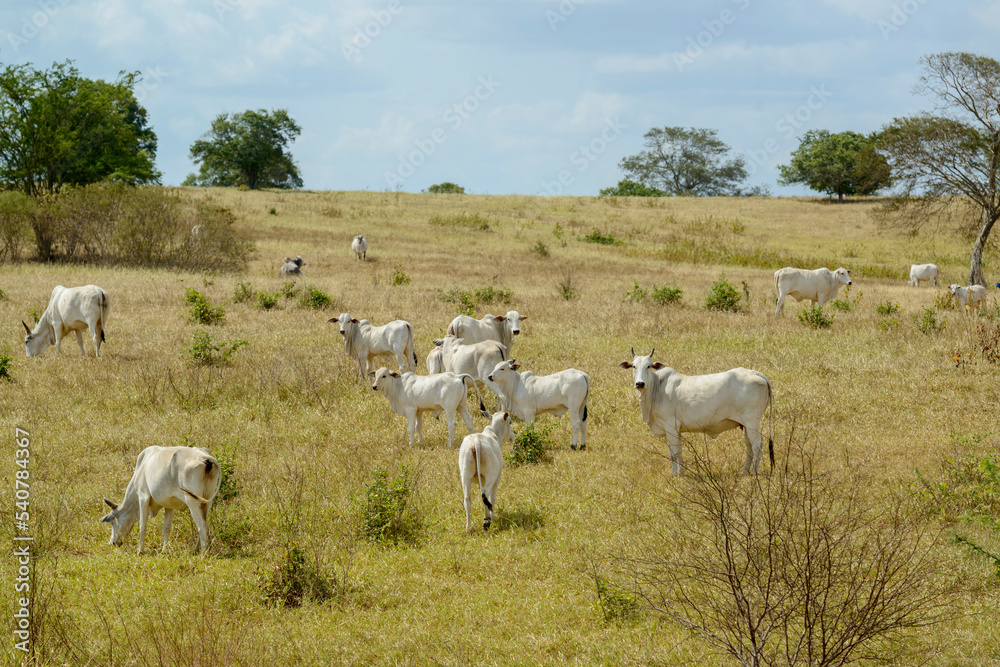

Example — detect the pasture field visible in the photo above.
[2,189,1000,666]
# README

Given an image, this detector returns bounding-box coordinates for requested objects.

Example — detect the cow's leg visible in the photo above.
[445,406,457,448]
[75,330,86,356]
[667,433,683,475]
[485,469,501,530]
[406,409,419,446]
[394,347,407,374]
[53,330,62,355]
[161,508,174,552]
[184,498,211,555]
[775,291,787,316]
[744,427,763,474]
[579,411,587,451]
[460,456,474,533]
[570,409,582,451]
[137,497,150,554]
[458,400,475,435]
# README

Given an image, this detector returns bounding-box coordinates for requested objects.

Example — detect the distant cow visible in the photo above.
[458,411,513,533]
[370,367,486,448]
[487,359,590,451]
[619,348,773,475]
[949,284,988,312]
[280,256,305,277]
[352,235,368,261]
[100,446,221,555]
[774,267,852,315]
[331,312,417,379]
[909,263,939,287]
[23,284,110,357]
[432,334,508,410]
[447,311,526,352]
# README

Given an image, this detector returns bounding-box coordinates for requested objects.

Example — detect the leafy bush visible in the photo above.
[0,191,33,262]
[278,281,299,299]
[583,230,618,245]
[426,182,465,194]
[254,290,282,311]
[186,331,247,366]
[299,285,333,310]
[623,281,647,303]
[650,283,683,305]
[213,444,240,502]
[934,290,958,310]
[0,346,13,382]
[358,466,423,546]
[391,265,411,286]
[438,283,513,316]
[260,541,336,608]
[916,308,944,335]
[876,300,901,316]
[505,422,554,467]
[232,281,255,304]
[599,178,664,197]
[184,288,226,325]
[828,299,852,312]
[704,275,742,312]
[797,305,834,329]
[557,271,579,301]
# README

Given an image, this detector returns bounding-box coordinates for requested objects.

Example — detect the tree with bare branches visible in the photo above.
[877,52,1000,286]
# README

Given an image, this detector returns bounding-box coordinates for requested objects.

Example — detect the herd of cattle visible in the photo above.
[18,257,989,551]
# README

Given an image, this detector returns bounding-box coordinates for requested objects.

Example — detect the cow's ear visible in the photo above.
[618,361,633,369]
[327,318,337,323]
[391,372,401,378]
[367,371,376,378]
[517,314,527,321]
[651,362,665,369]
[510,363,520,371]
[494,316,505,322]
[351,318,359,323]
[503,412,509,421]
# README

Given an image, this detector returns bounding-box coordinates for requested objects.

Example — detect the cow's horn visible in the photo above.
[650,347,655,358]
[22,320,31,335]
[630,346,635,357]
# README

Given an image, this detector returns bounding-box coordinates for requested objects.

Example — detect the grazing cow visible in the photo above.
[487,359,590,451]
[280,256,305,277]
[331,313,417,379]
[23,285,110,358]
[352,235,368,261]
[100,446,221,555]
[447,311,526,352]
[426,346,445,374]
[369,367,487,448]
[619,348,773,475]
[909,263,940,287]
[458,412,512,533]
[431,335,508,410]
[774,267,852,315]
[950,284,988,312]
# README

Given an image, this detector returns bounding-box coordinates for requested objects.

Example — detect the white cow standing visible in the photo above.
[487,359,590,451]
[331,313,417,379]
[23,284,110,357]
[447,311,526,352]
[774,267,852,315]
[619,349,774,475]
[432,335,509,411]
[458,411,512,533]
[909,263,940,287]
[100,446,221,555]
[352,235,368,261]
[949,284,988,312]
[369,367,486,448]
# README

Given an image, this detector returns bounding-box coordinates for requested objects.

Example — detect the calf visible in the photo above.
[950,284,987,312]
[352,235,368,260]
[487,359,590,451]
[332,312,417,379]
[23,284,110,357]
[100,446,221,555]
[458,412,512,533]
[370,368,487,448]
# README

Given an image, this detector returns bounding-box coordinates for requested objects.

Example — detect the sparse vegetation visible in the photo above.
[828,298,852,312]
[798,304,835,328]
[358,466,423,546]
[254,290,282,311]
[505,422,554,467]
[531,241,550,257]
[429,212,490,230]
[704,274,743,312]
[260,541,337,608]
[650,283,683,305]
[876,300,901,315]
[917,307,945,335]
[438,284,513,315]
[0,345,13,382]
[390,265,411,286]
[583,229,618,245]
[184,288,226,325]
[186,330,247,365]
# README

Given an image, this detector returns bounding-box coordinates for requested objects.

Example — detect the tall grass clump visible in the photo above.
[358,466,423,546]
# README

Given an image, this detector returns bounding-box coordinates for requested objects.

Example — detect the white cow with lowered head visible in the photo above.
[619,348,773,475]
[23,284,110,357]
[458,411,513,533]
[774,267,852,315]
[100,445,221,555]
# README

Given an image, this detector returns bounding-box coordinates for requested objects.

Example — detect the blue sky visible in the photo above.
[2,0,996,195]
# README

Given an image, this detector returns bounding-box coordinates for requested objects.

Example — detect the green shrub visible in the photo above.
[279,281,299,299]
[505,422,554,467]
[213,444,240,502]
[875,300,901,316]
[299,285,333,310]
[391,265,411,286]
[438,283,513,316]
[426,182,465,194]
[828,299,852,312]
[916,308,944,335]
[268,207,277,216]
[650,283,683,305]
[934,291,958,310]
[797,305,835,329]
[260,541,337,608]
[595,576,641,625]
[557,272,579,301]
[531,241,550,257]
[358,466,423,545]
[0,346,13,382]
[623,281,647,303]
[0,191,34,262]
[599,178,664,197]
[254,290,282,311]
[583,230,617,245]
[184,288,226,325]
[233,281,255,304]
[26,307,41,324]
[704,275,742,312]
[186,331,247,366]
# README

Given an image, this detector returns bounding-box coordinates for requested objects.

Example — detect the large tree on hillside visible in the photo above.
[618,127,749,196]
[877,52,1000,286]
[186,109,303,190]
[778,130,891,202]
[0,60,159,196]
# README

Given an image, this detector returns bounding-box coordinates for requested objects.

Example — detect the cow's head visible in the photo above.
[618,347,663,391]
[490,411,513,444]
[369,367,400,391]
[100,497,136,547]
[330,312,359,336]
[23,320,50,358]
[949,284,963,296]
[487,359,519,383]
[835,267,853,286]
[497,311,526,335]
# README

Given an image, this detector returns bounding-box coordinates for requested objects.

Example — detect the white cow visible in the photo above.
[280,256,305,277]
[432,335,508,410]
[949,284,987,312]
[352,235,368,261]
[331,313,417,379]
[619,348,773,475]
[458,411,512,533]
[100,446,221,555]
[774,267,852,315]
[487,359,590,451]
[909,263,939,287]
[369,367,487,448]
[447,311,526,352]
[23,284,110,357]
[426,346,445,374]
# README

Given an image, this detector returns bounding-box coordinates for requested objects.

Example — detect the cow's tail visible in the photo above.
[460,373,489,418]
[406,322,417,370]
[763,374,774,468]
[179,485,211,504]
[99,288,108,343]
[474,443,492,521]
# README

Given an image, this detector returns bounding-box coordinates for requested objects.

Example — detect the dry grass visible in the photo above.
[1,190,999,665]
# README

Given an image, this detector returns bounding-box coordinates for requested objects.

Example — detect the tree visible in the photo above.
[0,60,159,196]
[425,182,465,194]
[778,130,891,202]
[877,52,1000,286]
[187,109,302,190]
[618,127,749,196]
[599,178,665,197]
